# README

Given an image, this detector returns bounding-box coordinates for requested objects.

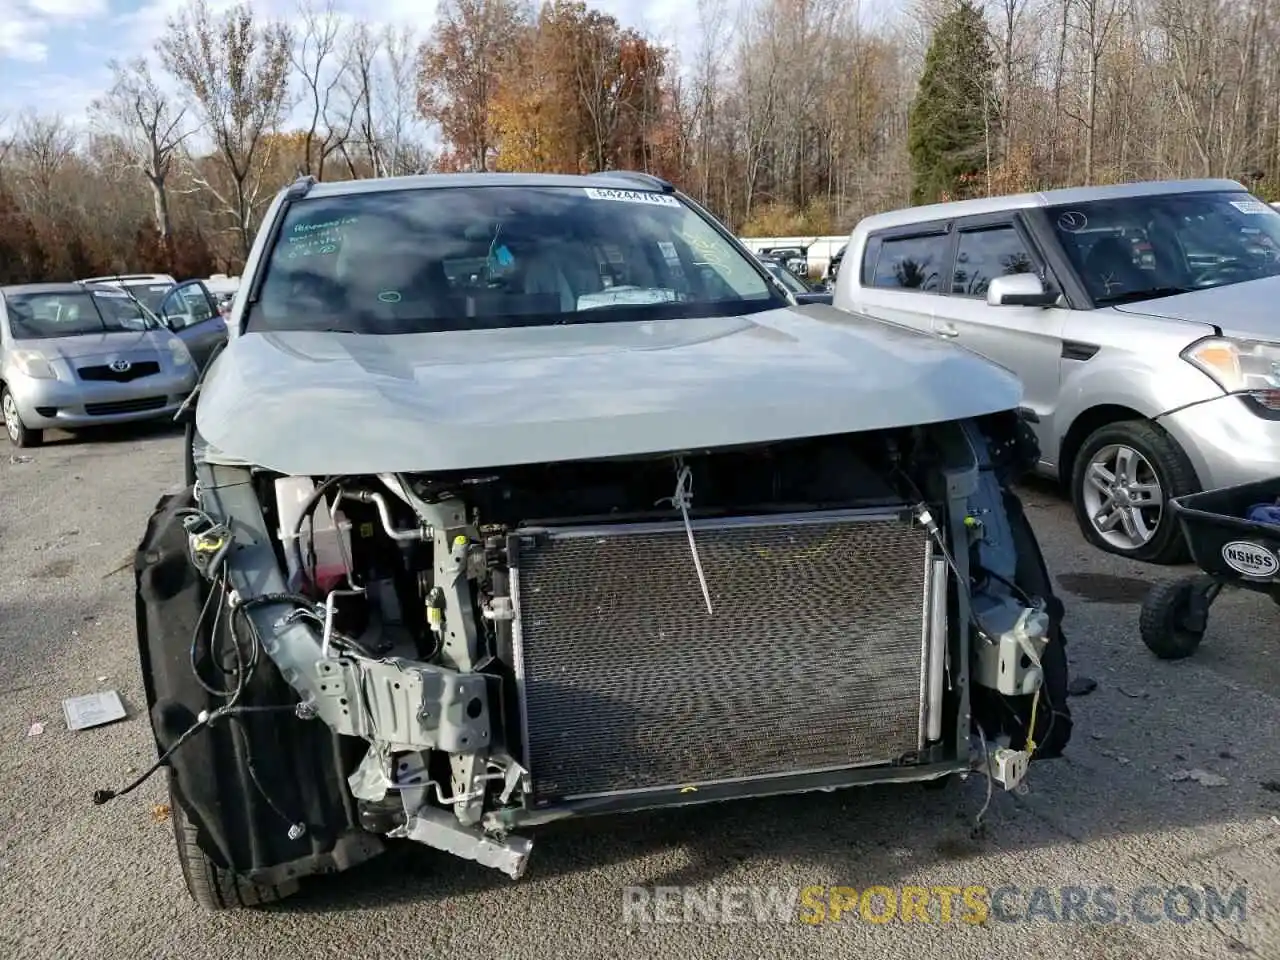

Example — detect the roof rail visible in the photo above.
[590,170,675,193]
[286,173,317,199]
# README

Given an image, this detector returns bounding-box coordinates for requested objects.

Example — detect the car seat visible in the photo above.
[1082,235,1148,298]
[519,244,578,312]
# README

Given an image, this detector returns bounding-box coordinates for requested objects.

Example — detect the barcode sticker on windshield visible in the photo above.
[92,289,127,298]
[1231,199,1271,214]
[584,187,680,207]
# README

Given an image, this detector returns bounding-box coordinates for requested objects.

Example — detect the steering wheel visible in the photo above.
[1193,260,1255,287]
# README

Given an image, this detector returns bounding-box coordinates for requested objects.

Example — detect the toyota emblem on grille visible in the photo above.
[109,360,132,373]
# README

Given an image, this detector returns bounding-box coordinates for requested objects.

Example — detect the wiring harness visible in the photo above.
[93,506,318,840]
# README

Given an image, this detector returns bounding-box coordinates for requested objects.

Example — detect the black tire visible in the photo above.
[1140,577,1211,660]
[169,775,298,910]
[2,386,43,448]
[1070,419,1197,565]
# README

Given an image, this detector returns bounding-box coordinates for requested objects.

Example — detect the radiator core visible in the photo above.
[508,508,935,806]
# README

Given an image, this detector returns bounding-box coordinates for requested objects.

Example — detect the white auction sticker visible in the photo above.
[1221,540,1279,578]
[1230,199,1271,215]
[584,187,680,207]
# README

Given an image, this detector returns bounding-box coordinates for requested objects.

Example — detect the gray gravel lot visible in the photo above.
[1,425,1278,959]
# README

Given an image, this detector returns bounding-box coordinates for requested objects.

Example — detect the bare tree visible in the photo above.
[0,115,13,174]
[159,0,294,256]
[291,0,355,178]
[11,113,78,220]
[335,23,432,178]
[987,0,1035,158]
[336,21,380,176]
[734,3,785,219]
[1063,0,1124,182]
[88,58,190,239]
[378,25,432,175]
[689,0,732,205]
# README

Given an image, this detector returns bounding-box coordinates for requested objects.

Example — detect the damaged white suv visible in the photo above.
[114,171,1073,909]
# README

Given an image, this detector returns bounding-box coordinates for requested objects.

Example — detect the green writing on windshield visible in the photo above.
[292,216,358,235]
[285,215,359,258]
[284,217,355,259]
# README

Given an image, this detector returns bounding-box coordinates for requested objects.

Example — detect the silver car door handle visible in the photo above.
[936,323,959,338]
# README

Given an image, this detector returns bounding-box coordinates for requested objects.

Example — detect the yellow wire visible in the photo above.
[1026,688,1040,756]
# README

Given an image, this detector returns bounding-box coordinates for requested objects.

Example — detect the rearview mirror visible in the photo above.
[987,273,1059,307]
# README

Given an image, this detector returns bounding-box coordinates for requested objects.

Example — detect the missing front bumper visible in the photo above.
[508,507,950,807]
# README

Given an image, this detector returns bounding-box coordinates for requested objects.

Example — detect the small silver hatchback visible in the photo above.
[0,282,198,448]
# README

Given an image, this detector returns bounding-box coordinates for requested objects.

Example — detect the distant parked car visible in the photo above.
[80,273,177,315]
[826,243,847,285]
[836,177,1280,564]
[0,282,197,447]
[153,280,231,368]
[758,255,834,304]
[760,245,809,277]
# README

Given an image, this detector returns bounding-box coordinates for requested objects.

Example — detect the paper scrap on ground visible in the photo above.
[1168,768,1228,787]
[62,690,127,731]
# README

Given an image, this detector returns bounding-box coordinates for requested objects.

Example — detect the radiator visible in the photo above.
[508,508,937,806]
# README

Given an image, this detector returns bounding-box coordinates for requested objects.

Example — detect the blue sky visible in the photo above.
[0,0,700,122]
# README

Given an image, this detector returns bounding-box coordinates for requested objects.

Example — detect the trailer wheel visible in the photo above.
[1139,577,1213,660]
[169,774,299,910]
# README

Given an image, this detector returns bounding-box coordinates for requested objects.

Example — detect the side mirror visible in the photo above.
[987,273,1059,307]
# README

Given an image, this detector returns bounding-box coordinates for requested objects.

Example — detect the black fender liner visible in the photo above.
[134,487,384,887]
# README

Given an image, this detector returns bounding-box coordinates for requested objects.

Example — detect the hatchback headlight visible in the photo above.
[11,349,55,380]
[168,338,193,367]
[1182,337,1280,410]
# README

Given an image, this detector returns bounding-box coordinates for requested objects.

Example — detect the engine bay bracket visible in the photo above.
[197,463,493,754]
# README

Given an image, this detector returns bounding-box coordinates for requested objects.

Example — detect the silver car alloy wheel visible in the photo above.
[1080,442,1165,551]
[3,393,18,443]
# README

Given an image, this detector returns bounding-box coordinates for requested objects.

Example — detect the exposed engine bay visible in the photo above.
[124,409,1071,898]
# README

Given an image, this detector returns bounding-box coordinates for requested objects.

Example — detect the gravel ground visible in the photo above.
[1,424,1277,960]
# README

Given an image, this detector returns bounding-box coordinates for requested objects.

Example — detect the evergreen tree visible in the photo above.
[907,0,998,205]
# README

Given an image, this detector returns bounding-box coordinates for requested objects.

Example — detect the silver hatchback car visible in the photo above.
[837,179,1280,565]
[1,282,198,448]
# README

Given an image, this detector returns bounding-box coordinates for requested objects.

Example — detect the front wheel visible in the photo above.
[2,387,42,448]
[1070,419,1197,564]
[169,774,298,910]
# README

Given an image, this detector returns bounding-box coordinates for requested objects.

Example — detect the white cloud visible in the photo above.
[0,0,108,66]
[0,19,49,62]
[29,0,108,17]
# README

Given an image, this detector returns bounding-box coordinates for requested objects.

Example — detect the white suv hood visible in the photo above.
[1112,274,1280,341]
[197,305,1022,476]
